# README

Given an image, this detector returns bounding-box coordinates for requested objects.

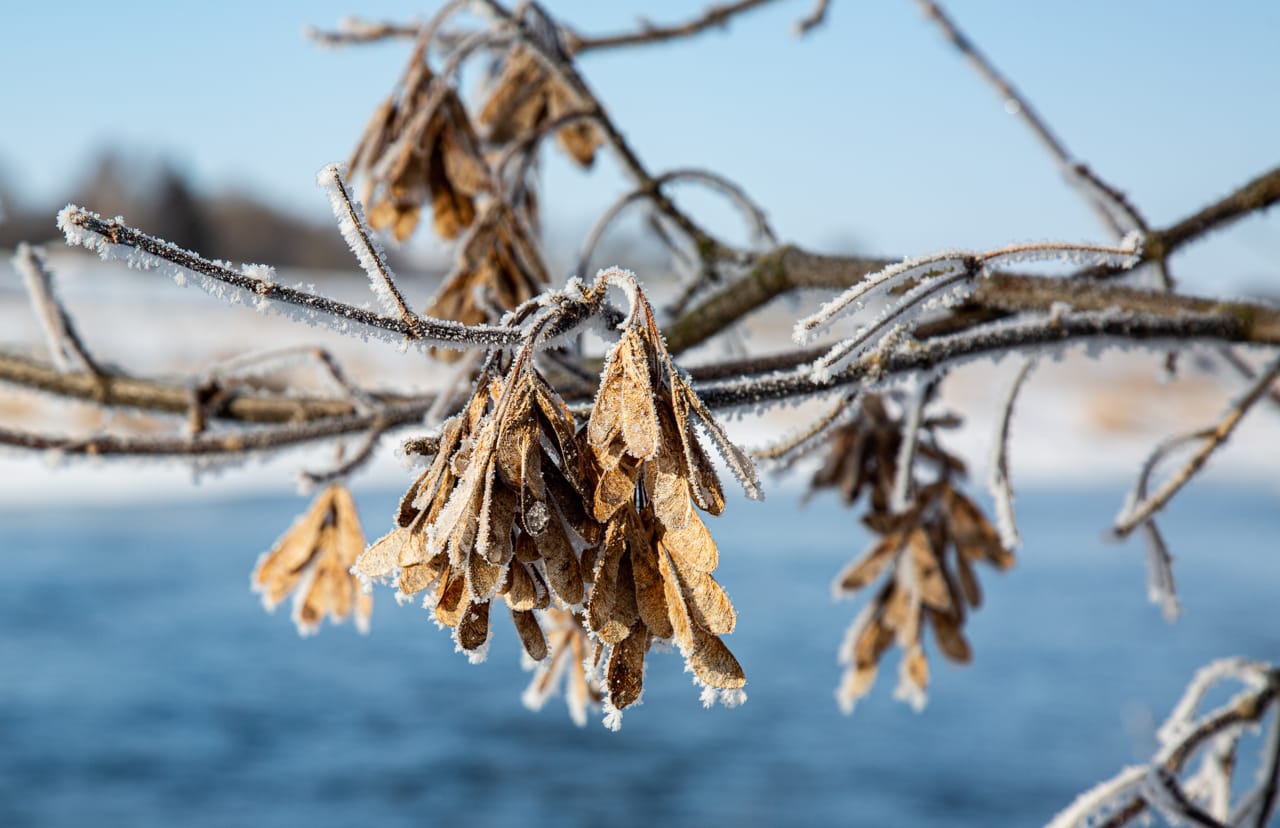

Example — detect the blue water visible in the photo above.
[1,484,1276,827]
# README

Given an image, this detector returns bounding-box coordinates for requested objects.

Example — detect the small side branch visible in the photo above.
[1114,354,1280,538]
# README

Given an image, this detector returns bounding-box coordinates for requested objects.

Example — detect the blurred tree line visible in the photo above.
[0,152,357,270]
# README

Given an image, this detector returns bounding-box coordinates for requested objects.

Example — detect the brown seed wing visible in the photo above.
[834,531,904,593]
[908,528,952,612]
[929,610,973,664]
[536,516,584,605]
[587,518,626,634]
[477,463,517,565]
[687,624,746,691]
[587,369,623,449]
[399,552,448,596]
[660,512,719,574]
[456,600,491,652]
[502,562,539,612]
[434,569,467,627]
[254,488,333,598]
[630,543,673,639]
[599,554,639,645]
[354,527,405,584]
[466,546,505,602]
[606,621,652,710]
[511,608,548,662]
[666,550,736,635]
[330,485,366,568]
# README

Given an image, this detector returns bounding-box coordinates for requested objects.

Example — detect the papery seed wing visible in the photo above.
[537,516,584,606]
[588,367,624,449]
[678,379,761,501]
[396,524,429,566]
[435,569,468,627]
[630,543,673,640]
[947,488,1014,569]
[520,427,548,513]
[646,445,693,531]
[903,644,929,691]
[502,562,539,612]
[929,610,972,664]
[834,531,905,594]
[607,621,651,710]
[592,456,636,522]
[254,488,334,597]
[330,486,366,568]
[514,531,541,564]
[354,527,405,585]
[666,553,736,635]
[955,555,982,608]
[399,552,448,596]
[618,336,660,460]
[599,553,639,645]
[477,469,518,566]
[532,376,582,481]
[511,608,548,662]
[660,511,718,574]
[908,528,952,612]
[657,547,695,653]
[466,545,505,602]
[397,467,433,528]
[677,417,726,516]
[688,625,746,691]
[456,600,491,652]
[587,518,626,634]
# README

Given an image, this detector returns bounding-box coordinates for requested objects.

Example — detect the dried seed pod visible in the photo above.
[252,484,373,636]
[821,394,1014,714]
[479,46,604,167]
[348,50,490,242]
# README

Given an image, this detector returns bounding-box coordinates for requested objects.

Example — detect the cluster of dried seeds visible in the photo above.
[811,394,1012,713]
[348,43,490,241]
[479,46,603,168]
[583,302,759,716]
[252,483,372,635]
[350,273,759,726]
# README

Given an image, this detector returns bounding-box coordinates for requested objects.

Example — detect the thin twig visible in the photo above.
[567,0,778,52]
[912,0,1142,239]
[793,0,832,35]
[1114,354,1280,537]
[988,357,1036,551]
[13,244,105,383]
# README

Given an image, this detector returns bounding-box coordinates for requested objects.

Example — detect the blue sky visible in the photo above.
[3,1,1277,289]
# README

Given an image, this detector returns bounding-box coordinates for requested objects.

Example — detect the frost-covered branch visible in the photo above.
[1047,659,1279,828]
[306,1,787,53]
[57,207,527,351]
[0,402,429,459]
[1113,354,1280,538]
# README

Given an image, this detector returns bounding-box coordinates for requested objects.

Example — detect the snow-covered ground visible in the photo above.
[1,252,1277,507]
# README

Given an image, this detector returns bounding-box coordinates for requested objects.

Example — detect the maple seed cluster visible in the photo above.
[252,483,373,636]
[810,394,1013,713]
[352,273,759,725]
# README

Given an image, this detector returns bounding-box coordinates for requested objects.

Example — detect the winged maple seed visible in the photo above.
[583,276,761,720]
[810,394,1012,714]
[252,483,372,636]
[479,46,603,167]
[347,40,490,242]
